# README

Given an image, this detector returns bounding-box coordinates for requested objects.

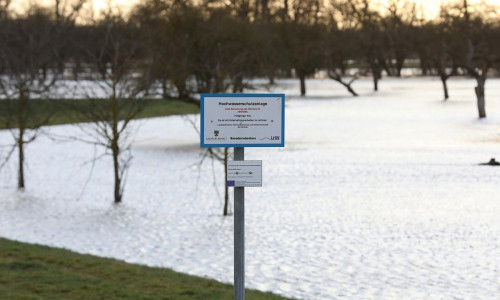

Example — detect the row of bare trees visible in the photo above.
[0,2,151,203]
[1,0,500,205]
[132,0,500,115]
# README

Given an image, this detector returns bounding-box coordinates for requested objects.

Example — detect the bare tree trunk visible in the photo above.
[421,60,429,76]
[175,80,188,98]
[111,88,122,203]
[223,147,229,216]
[112,140,122,203]
[17,97,25,190]
[396,62,403,77]
[17,129,25,190]
[475,79,486,118]
[72,59,81,81]
[268,71,275,85]
[253,0,260,19]
[282,0,289,22]
[299,73,306,96]
[440,75,449,100]
[55,0,61,21]
[345,84,358,96]
[161,79,168,99]
[328,71,359,96]
[232,74,243,93]
[370,60,381,91]
[214,64,224,93]
[333,78,358,96]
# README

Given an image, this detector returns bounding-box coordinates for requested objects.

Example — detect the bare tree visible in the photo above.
[324,4,362,96]
[187,117,233,216]
[54,0,86,22]
[291,0,324,24]
[0,0,11,19]
[281,21,324,95]
[330,0,382,91]
[457,0,497,118]
[417,22,458,100]
[437,0,500,118]
[131,1,199,100]
[205,147,233,216]
[72,14,152,203]
[252,21,287,85]
[188,7,258,94]
[0,6,65,189]
[379,0,418,77]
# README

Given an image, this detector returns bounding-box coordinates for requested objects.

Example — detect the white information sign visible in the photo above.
[227,160,262,187]
[201,94,285,147]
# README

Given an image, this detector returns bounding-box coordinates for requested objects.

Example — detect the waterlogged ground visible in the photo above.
[1,77,500,299]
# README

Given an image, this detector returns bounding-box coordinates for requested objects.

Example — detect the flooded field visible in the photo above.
[1,77,500,299]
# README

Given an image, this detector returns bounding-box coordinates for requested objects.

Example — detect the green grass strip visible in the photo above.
[0,237,292,300]
[0,98,200,130]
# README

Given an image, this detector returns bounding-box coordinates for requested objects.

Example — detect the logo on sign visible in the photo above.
[214,130,219,137]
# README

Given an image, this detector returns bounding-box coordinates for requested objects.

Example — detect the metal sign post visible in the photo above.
[234,147,245,300]
[200,94,284,300]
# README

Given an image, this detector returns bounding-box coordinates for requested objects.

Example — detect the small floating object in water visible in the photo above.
[479,158,500,166]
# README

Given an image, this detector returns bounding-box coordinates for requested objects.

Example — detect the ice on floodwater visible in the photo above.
[1,77,500,299]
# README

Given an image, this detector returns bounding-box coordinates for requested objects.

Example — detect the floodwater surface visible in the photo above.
[1,77,500,299]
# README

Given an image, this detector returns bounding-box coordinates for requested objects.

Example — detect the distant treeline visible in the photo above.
[1,0,500,99]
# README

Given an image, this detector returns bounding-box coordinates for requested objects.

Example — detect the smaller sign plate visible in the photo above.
[227,160,262,187]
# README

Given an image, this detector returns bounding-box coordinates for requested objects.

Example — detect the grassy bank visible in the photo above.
[0,98,200,130]
[0,238,291,300]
